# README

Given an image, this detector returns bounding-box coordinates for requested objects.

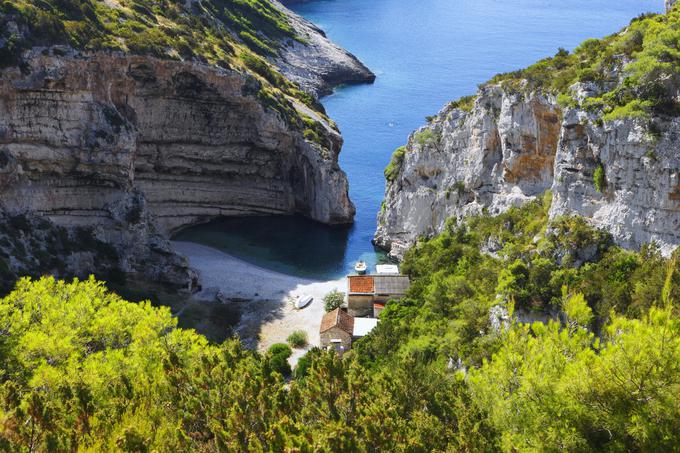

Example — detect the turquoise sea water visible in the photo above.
[176,0,663,280]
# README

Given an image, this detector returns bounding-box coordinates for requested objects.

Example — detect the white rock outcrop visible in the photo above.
[375,85,680,259]
[273,0,375,97]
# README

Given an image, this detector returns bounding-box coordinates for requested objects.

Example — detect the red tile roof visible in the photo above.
[348,276,374,294]
[320,308,354,335]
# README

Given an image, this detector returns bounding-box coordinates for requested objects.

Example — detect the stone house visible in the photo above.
[319,308,354,350]
[347,274,410,317]
[319,308,380,351]
[346,276,375,317]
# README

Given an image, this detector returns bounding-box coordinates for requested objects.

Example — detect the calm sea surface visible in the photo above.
[176,0,663,280]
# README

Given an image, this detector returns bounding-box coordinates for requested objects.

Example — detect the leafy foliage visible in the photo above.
[267,343,292,376]
[593,163,607,193]
[1,194,679,450]
[469,303,680,451]
[323,289,345,312]
[448,94,476,112]
[487,9,680,120]
[384,146,406,182]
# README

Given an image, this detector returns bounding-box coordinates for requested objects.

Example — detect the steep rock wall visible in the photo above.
[0,49,355,291]
[375,85,680,259]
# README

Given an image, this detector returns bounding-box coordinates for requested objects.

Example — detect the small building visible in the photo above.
[347,276,375,317]
[373,275,410,303]
[319,308,380,351]
[376,264,400,275]
[353,317,379,340]
[347,274,410,317]
[319,308,354,350]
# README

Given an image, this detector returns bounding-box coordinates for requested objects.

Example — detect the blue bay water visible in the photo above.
[176,0,663,280]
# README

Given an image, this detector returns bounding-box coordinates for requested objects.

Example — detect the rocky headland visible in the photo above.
[376,8,680,259]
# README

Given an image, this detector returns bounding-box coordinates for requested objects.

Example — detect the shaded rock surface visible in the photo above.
[0,47,357,293]
[376,85,680,259]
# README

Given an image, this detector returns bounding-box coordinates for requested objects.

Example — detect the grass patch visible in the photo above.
[287,330,308,348]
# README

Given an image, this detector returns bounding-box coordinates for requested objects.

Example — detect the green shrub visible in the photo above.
[449,95,476,112]
[287,330,308,348]
[414,129,441,148]
[323,289,345,312]
[267,343,292,376]
[268,343,292,358]
[294,354,312,379]
[594,163,606,193]
[385,146,406,181]
[268,353,291,377]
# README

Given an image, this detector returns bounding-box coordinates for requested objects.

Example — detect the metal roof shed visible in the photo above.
[376,264,400,275]
[353,318,379,337]
[373,276,410,295]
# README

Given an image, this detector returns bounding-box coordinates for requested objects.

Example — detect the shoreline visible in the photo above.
[171,241,346,363]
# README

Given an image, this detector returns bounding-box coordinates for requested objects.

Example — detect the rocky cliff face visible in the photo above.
[0,0,374,294]
[375,84,680,259]
[0,48,358,291]
[272,0,375,96]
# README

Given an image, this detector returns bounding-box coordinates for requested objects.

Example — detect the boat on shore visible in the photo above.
[354,261,367,274]
[295,294,313,309]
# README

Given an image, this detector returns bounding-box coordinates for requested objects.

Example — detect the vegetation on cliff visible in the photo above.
[1,196,678,451]
[0,0,295,65]
[490,6,680,120]
[439,5,680,127]
[0,0,333,147]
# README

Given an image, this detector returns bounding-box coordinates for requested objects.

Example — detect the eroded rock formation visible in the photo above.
[0,48,357,292]
[375,85,680,259]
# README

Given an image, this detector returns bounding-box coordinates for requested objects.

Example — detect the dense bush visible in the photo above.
[267,343,292,376]
[593,163,606,193]
[323,289,345,312]
[287,330,308,348]
[384,146,406,181]
[1,193,679,450]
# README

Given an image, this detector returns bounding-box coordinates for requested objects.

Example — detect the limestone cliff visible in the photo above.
[376,11,680,259]
[375,88,564,259]
[272,0,375,96]
[0,0,371,293]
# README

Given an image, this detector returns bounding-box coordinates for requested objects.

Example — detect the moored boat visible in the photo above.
[354,261,367,274]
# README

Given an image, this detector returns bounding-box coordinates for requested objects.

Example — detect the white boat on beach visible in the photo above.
[354,261,367,274]
[295,294,313,309]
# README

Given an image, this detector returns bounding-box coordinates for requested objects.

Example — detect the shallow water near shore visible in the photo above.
[178,0,662,278]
